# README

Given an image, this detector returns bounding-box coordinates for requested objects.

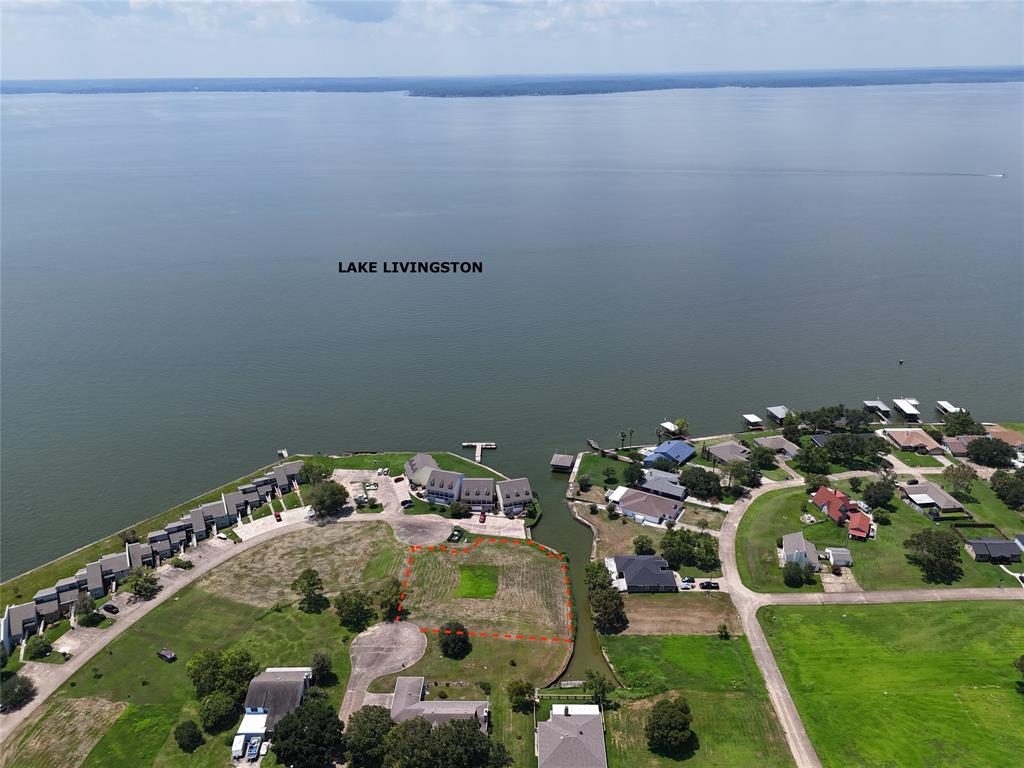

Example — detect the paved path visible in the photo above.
[717,466,1023,768]
[339,622,426,723]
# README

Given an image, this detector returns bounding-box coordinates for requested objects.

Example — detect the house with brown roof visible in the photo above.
[900,481,965,518]
[985,426,1024,448]
[882,428,942,455]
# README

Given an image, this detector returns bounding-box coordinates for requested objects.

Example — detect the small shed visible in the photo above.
[825,547,853,567]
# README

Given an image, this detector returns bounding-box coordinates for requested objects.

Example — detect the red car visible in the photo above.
[273,509,282,522]
[478,512,487,523]
[394,476,404,483]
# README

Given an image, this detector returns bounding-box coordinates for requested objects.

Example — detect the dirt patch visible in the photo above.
[200,520,402,607]
[621,592,741,636]
[1,697,126,768]
[405,542,570,637]
[580,503,667,560]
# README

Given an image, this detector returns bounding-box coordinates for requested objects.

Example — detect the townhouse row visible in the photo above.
[403,453,535,516]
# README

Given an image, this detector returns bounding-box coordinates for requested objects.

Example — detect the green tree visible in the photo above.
[506,679,534,713]
[749,444,777,470]
[584,560,613,592]
[1013,654,1024,678]
[602,466,618,484]
[376,577,402,621]
[673,418,690,435]
[651,457,676,473]
[439,621,471,658]
[311,651,332,686]
[74,591,99,626]
[943,410,986,436]
[678,466,723,501]
[118,528,139,544]
[346,705,394,768]
[292,568,327,613]
[801,562,817,585]
[717,623,730,640]
[660,528,720,572]
[308,481,350,517]
[804,474,829,493]
[24,635,52,660]
[633,535,655,556]
[590,588,628,634]
[218,647,259,703]
[862,480,895,509]
[623,463,645,486]
[645,695,693,753]
[382,716,434,768]
[783,424,802,444]
[577,473,593,491]
[990,470,1024,510]
[942,463,978,497]
[273,700,346,768]
[198,690,237,732]
[583,670,613,706]
[793,445,831,475]
[121,567,159,599]
[0,674,36,710]
[334,589,376,632]
[298,461,331,486]
[619,430,628,449]
[782,561,804,588]
[186,648,223,698]
[428,719,492,768]
[174,720,203,753]
[904,529,963,583]
[486,741,514,768]
[966,437,1015,468]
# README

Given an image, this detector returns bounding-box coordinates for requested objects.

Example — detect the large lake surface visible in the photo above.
[2,83,1022,580]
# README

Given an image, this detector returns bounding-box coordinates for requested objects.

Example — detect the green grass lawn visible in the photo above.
[760,602,1024,768]
[282,490,302,509]
[43,619,72,644]
[453,565,499,598]
[578,453,629,489]
[892,450,942,468]
[736,485,1010,592]
[299,451,507,482]
[760,466,789,481]
[81,704,181,768]
[921,474,1024,537]
[602,635,792,767]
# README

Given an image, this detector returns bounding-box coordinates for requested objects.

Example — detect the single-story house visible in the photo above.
[847,510,874,541]
[825,547,853,567]
[549,453,575,473]
[809,433,837,449]
[390,676,488,730]
[537,704,608,768]
[615,488,683,525]
[496,478,534,516]
[404,453,439,486]
[766,405,791,424]
[811,487,856,525]
[986,426,1024,448]
[965,538,1022,563]
[604,555,678,593]
[942,436,970,457]
[900,482,965,518]
[425,469,464,505]
[459,478,495,512]
[639,468,688,502]
[882,428,942,455]
[707,440,751,464]
[754,435,799,458]
[642,440,696,467]
[782,532,820,571]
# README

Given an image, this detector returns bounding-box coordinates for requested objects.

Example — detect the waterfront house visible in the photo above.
[615,488,682,525]
[965,538,1022,563]
[942,436,970,457]
[882,428,942,455]
[642,440,696,467]
[707,440,751,464]
[766,405,791,424]
[811,487,856,525]
[272,460,303,492]
[900,482,965,518]
[459,478,495,512]
[809,433,836,449]
[754,434,799,458]
[604,555,677,593]
[425,469,464,505]
[782,532,820,571]
[390,676,488,730]
[549,453,575,473]
[404,453,439,486]
[985,425,1024,449]
[639,468,688,501]
[537,704,608,768]
[825,547,853,567]
[496,478,534,516]
[1,603,41,654]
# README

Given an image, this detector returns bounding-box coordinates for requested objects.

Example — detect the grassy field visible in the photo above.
[760,602,1024,768]
[577,453,630,500]
[453,565,499,598]
[922,474,1024,537]
[892,450,942,467]
[620,593,740,636]
[602,635,792,767]
[736,485,1009,592]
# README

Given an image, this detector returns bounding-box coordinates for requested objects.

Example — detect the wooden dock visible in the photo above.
[462,441,496,462]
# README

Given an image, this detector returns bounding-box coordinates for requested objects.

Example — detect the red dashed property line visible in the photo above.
[397,537,574,644]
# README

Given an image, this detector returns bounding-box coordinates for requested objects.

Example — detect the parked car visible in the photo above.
[157,648,177,662]
[273,510,282,522]
[400,499,414,509]
[382,468,390,475]
[102,603,120,615]
[479,512,487,523]
[680,583,694,590]
[906,478,919,485]
[699,581,720,591]
[681,576,695,584]
[394,476,404,483]
[376,468,384,475]
[216,532,228,541]
[447,529,464,543]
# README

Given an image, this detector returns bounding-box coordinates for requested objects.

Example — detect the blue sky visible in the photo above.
[2,1,1022,80]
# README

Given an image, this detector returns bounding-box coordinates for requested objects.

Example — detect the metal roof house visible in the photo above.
[900,482,965,518]
[496,478,534,516]
[965,539,1022,563]
[390,676,488,731]
[604,555,677,593]
[242,667,313,730]
[825,547,853,567]
[537,704,608,768]
[642,440,696,467]
[404,452,439,486]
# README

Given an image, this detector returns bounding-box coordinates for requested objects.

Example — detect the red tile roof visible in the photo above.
[812,487,853,523]
[848,511,872,539]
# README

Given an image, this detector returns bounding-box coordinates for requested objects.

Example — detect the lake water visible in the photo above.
[2,83,1022,590]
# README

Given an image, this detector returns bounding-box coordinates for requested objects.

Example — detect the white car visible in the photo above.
[376,468,384,475]
[382,468,390,475]
[216,533,228,541]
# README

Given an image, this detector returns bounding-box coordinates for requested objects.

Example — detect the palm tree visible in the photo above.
[655,427,665,445]
[619,431,627,450]
[628,428,634,448]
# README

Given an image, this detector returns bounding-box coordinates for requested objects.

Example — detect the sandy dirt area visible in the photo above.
[621,592,741,636]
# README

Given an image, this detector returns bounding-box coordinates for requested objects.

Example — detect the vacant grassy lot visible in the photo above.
[404,541,570,638]
[736,485,1008,592]
[621,592,740,636]
[79,704,180,768]
[0,698,125,768]
[603,635,792,767]
[368,634,570,768]
[760,602,1024,768]
[201,521,402,607]
[576,453,630,501]
[453,565,499,598]
[922,474,1024,537]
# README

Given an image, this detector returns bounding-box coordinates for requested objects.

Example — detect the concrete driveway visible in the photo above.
[339,622,426,723]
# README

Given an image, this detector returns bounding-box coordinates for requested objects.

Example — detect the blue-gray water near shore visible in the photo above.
[2,81,1022,586]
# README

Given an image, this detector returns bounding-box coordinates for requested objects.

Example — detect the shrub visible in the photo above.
[479,681,492,695]
[198,691,237,732]
[1,674,37,710]
[782,561,804,588]
[175,720,203,753]
[170,557,193,570]
[588,504,599,515]
[25,635,52,660]
[311,651,332,685]
[437,689,448,699]
[716,623,730,640]
[849,476,863,492]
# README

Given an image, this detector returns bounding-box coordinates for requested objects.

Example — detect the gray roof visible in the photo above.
[782,532,817,562]
[86,561,104,592]
[8,602,39,636]
[550,453,575,469]
[639,470,687,500]
[99,552,130,573]
[55,576,80,590]
[967,539,1022,559]
[147,530,169,542]
[766,405,790,421]
[389,676,487,729]
[127,542,154,568]
[404,453,438,482]
[33,587,57,601]
[826,547,853,565]
[496,478,533,504]
[611,555,676,589]
[168,530,187,544]
[754,435,800,456]
[617,489,682,522]
[902,481,964,512]
[427,469,463,491]
[273,461,303,487]
[459,477,495,503]
[244,669,311,729]
[537,708,608,768]
[59,589,80,605]
[707,440,751,463]
[223,490,245,510]
[190,507,208,532]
